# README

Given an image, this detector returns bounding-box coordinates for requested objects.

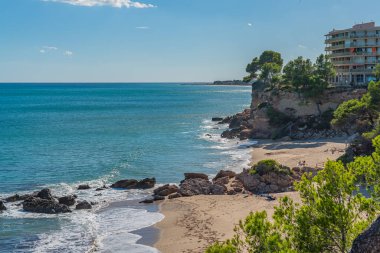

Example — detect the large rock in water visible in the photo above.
[58,195,77,206]
[350,216,380,253]
[0,201,6,211]
[153,184,179,196]
[36,188,55,201]
[23,198,71,214]
[75,201,92,210]
[111,178,156,189]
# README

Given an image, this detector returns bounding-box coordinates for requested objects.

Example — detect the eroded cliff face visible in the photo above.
[249,87,367,139]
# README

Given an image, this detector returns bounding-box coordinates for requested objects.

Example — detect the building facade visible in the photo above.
[325,22,380,86]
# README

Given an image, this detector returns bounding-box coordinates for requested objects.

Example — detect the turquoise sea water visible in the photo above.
[0,83,252,252]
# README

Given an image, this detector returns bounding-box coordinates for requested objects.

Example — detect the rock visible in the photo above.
[23,198,71,214]
[168,193,182,199]
[153,195,165,201]
[77,184,90,190]
[153,184,179,196]
[5,193,36,202]
[213,176,230,185]
[111,179,138,188]
[90,202,98,205]
[95,185,108,191]
[111,178,156,189]
[179,178,212,196]
[75,201,92,210]
[58,195,77,206]
[0,201,6,211]
[184,173,209,181]
[350,216,380,253]
[239,129,253,140]
[139,198,154,204]
[227,190,237,195]
[221,128,241,139]
[210,184,226,195]
[212,117,224,122]
[136,178,156,189]
[36,188,55,201]
[213,170,236,181]
[5,194,23,202]
[233,187,243,193]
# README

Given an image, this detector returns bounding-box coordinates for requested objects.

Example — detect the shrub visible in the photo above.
[249,159,291,176]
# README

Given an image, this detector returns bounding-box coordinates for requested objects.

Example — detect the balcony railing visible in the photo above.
[337,69,375,73]
[329,51,380,57]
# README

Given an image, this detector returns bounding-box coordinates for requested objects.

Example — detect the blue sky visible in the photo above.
[0,0,379,82]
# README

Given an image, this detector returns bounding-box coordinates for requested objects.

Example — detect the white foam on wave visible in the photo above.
[198,118,255,173]
[2,172,162,253]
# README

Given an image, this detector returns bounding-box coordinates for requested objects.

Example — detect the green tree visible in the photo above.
[258,50,283,67]
[206,158,378,253]
[314,54,336,84]
[244,51,283,86]
[283,56,314,93]
[331,99,369,135]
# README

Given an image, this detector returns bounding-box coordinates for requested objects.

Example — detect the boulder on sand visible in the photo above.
[213,170,236,181]
[153,184,179,196]
[179,178,213,197]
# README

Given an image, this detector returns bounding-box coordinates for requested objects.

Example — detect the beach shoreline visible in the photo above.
[154,137,347,253]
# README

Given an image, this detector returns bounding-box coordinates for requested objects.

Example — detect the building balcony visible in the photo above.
[325,44,345,50]
[328,51,380,57]
[337,68,375,73]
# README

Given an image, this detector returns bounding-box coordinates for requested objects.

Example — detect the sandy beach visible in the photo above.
[154,138,347,253]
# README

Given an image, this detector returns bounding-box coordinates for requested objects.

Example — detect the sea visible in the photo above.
[0,83,254,253]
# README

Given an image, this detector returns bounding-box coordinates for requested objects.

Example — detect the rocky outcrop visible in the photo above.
[350,216,380,253]
[213,170,236,181]
[220,109,253,140]
[5,193,35,202]
[36,188,55,201]
[75,201,92,210]
[179,178,213,196]
[78,184,90,190]
[183,173,209,181]
[236,169,294,193]
[23,198,71,214]
[0,201,6,211]
[111,178,156,189]
[58,195,77,206]
[154,184,179,196]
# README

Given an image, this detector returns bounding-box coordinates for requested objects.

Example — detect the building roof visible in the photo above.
[325,22,380,36]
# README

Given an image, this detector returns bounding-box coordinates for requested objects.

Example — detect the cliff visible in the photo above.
[249,86,367,139]
[220,84,367,140]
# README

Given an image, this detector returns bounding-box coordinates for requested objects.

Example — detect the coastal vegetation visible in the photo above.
[244,51,336,99]
[206,136,380,253]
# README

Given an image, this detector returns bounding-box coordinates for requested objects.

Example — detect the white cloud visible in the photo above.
[136,26,149,29]
[298,44,307,49]
[247,23,253,27]
[39,46,58,54]
[42,0,155,8]
[64,50,73,56]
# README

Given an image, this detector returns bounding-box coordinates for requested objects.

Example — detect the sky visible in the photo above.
[0,0,380,83]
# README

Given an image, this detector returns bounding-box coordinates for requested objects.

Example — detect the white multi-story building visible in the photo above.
[325,22,380,86]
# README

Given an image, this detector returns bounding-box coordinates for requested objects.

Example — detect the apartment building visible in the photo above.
[325,22,380,86]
